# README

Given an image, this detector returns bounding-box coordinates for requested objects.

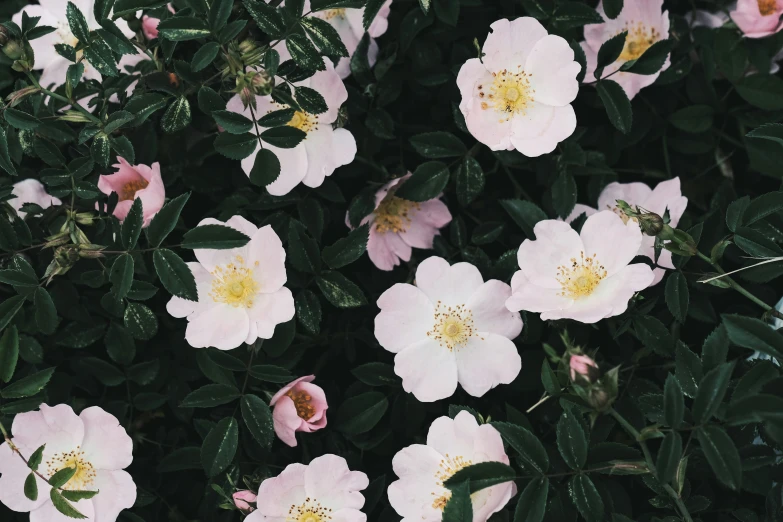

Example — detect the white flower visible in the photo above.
[506,210,654,323]
[388,411,515,522]
[12,0,137,89]
[166,215,295,350]
[0,404,136,522]
[375,256,523,402]
[247,454,368,522]
[226,49,356,196]
[8,179,61,218]
[456,17,581,157]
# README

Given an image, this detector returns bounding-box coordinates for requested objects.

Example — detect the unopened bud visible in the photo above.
[2,39,23,60]
[239,86,257,111]
[78,244,106,259]
[59,110,92,123]
[249,70,273,95]
[0,26,10,47]
[637,212,664,236]
[44,231,70,248]
[73,212,95,226]
[238,40,257,54]
[6,85,40,107]
[569,354,599,383]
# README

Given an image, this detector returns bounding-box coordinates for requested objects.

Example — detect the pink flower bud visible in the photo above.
[569,354,598,382]
[97,157,165,227]
[141,15,160,39]
[232,490,257,513]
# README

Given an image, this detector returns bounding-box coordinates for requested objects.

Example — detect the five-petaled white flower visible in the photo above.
[456,17,581,157]
[388,411,515,522]
[506,210,654,323]
[166,215,295,350]
[375,256,523,402]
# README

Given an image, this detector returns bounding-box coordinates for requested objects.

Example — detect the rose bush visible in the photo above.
[1,0,783,521]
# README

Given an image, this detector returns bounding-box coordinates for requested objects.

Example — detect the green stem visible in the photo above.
[609,409,693,522]
[695,251,783,320]
[26,73,102,125]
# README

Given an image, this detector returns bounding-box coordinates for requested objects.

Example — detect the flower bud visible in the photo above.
[637,211,664,236]
[6,85,40,107]
[248,70,273,95]
[569,354,599,383]
[0,26,10,47]
[239,86,257,111]
[238,39,257,54]
[232,490,257,513]
[2,39,23,60]
[73,212,95,226]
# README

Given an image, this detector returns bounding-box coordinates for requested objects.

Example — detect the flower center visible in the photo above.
[286,390,316,420]
[45,447,96,491]
[431,454,473,510]
[209,255,260,308]
[427,303,477,350]
[477,69,534,122]
[322,9,346,19]
[758,0,778,15]
[619,23,660,62]
[120,179,148,201]
[373,195,420,234]
[287,499,332,522]
[287,110,317,133]
[556,251,608,299]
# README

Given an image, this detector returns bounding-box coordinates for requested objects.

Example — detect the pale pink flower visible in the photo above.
[233,490,257,513]
[506,210,654,323]
[12,0,135,88]
[596,177,688,285]
[0,404,136,522]
[8,179,61,218]
[388,411,515,521]
[166,216,295,350]
[569,354,599,382]
[580,0,671,100]
[97,157,165,227]
[456,17,581,157]
[269,375,327,447]
[347,174,452,271]
[731,0,783,38]
[375,256,523,402]
[246,454,368,522]
[306,0,393,79]
[226,48,355,196]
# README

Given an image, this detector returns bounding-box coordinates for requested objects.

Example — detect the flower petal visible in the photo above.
[80,407,133,471]
[517,219,583,288]
[394,339,458,402]
[0,442,50,513]
[467,280,523,339]
[414,258,485,306]
[455,334,521,397]
[525,35,581,106]
[579,210,643,277]
[505,270,573,313]
[509,102,577,157]
[184,305,250,350]
[91,470,136,522]
[304,454,368,511]
[482,18,549,72]
[375,283,434,353]
[254,463,307,517]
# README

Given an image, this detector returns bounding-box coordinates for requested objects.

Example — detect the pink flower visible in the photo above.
[569,354,599,382]
[580,0,671,100]
[506,210,654,323]
[731,0,783,38]
[456,17,581,157]
[0,403,136,522]
[8,179,61,218]
[233,490,257,513]
[269,375,327,447]
[97,157,165,227]
[141,15,161,39]
[388,411,515,521]
[375,256,523,402]
[348,174,452,271]
[246,454,368,522]
[166,216,295,350]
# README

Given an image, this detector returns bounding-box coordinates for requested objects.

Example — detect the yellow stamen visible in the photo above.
[286,390,316,420]
[287,498,332,522]
[209,255,260,308]
[477,68,534,122]
[120,179,148,201]
[427,302,480,350]
[287,110,317,133]
[758,0,778,15]
[373,195,420,234]
[618,22,660,62]
[46,446,96,491]
[556,251,608,299]
[431,454,474,510]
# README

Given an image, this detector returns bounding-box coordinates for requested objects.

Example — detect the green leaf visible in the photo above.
[736,75,783,110]
[157,447,203,472]
[182,224,250,249]
[733,360,778,402]
[553,1,603,29]
[301,17,348,57]
[692,361,735,424]
[110,253,134,300]
[746,123,783,148]
[180,383,241,408]
[698,425,742,491]
[513,477,548,522]
[410,132,466,158]
[34,137,66,167]
[105,322,135,366]
[663,373,684,428]
[1,367,55,399]
[113,0,170,16]
[201,417,238,477]
[351,362,398,386]
[0,326,19,383]
[444,462,516,493]
[556,408,588,470]
[249,148,281,187]
[726,393,783,424]
[456,156,485,206]
[541,358,560,395]
[621,39,672,75]
[603,0,623,19]
[83,39,118,77]
[295,289,321,335]
[4,108,41,130]
[723,313,783,360]
[675,341,702,398]
[91,133,112,167]
[158,16,211,41]
[242,0,285,38]
[94,0,115,20]
[103,111,135,134]
[240,394,275,449]
[60,490,99,501]
[742,191,783,226]
[258,108,295,127]
[442,479,472,522]
[153,249,198,301]
[594,31,627,79]
[146,192,190,247]
[24,473,37,501]
[491,422,550,474]
[335,391,388,435]
[635,316,675,356]
[664,272,688,322]
[80,356,125,386]
[734,226,783,257]
[288,221,321,274]
[286,33,326,71]
[197,85,226,114]
[98,19,136,56]
[124,302,158,340]
[395,161,449,202]
[50,489,87,519]
[552,171,577,219]
[363,0,389,30]
[701,324,729,373]
[208,0,233,31]
[669,105,714,134]
[191,41,220,72]
[161,97,192,133]
[322,224,369,269]
[27,444,45,471]
[0,269,38,287]
[597,79,632,134]
[248,364,294,383]
[260,126,307,148]
[656,431,682,484]
[500,199,547,237]
[212,110,254,134]
[121,198,143,249]
[0,127,17,176]
[568,474,604,522]
[316,271,367,308]
[295,87,328,115]
[66,1,91,43]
